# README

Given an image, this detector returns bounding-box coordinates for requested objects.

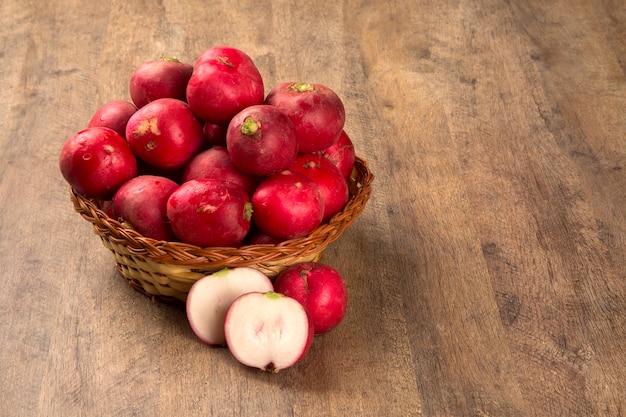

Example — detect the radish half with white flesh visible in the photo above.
[186,267,274,346]
[224,291,314,372]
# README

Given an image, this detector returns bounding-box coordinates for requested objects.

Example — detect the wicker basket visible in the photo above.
[69,157,374,303]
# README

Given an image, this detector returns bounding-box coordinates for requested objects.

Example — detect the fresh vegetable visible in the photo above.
[87,100,137,139]
[59,127,137,198]
[224,291,314,372]
[226,104,298,176]
[274,262,348,335]
[265,82,345,152]
[186,267,274,346]
[320,130,356,179]
[202,122,227,147]
[289,153,349,222]
[111,175,179,241]
[182,146,260,195]
[129,56,193,108]
[251,170,324,240]
[125,98,204,170]
[166,178,252,247]
[186,46,264,126]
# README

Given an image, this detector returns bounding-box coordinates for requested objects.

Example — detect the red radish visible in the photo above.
[126,98,204,170]
[251,170,324,240]
[129,56,193,108]
[226,104,298,176]
[101,199,114,218]
[289,153,349,222]
[182,146,260,196]
[187,46,264,126]
[203,122,227,147]
[246,229,284,245]
[59,127,137,198]
[274,262,348,335]
[224,291,314,372]
[87,100,137,139]
[186,267,274,346]
[167,179,252,247]
[320,130,356,178]
[264,82,345,152]
[111,175,179,241]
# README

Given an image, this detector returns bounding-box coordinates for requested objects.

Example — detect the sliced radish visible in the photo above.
[186,267,274,346]
[224,291,314,372]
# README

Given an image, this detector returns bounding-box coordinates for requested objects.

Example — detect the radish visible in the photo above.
[264,82,345,152]
[111,175,179,241]
[273,262,348,335]
[186,46,264,126]
[182,146,261,196]
[226,104,298,176]
[224,291,314,372]
[129,56,193,108]
[245,228,284,245]
[59,127,137,199]
[319,130,356,179]
[289,153,349,222]
[251,170,324,240]
[186,267,274,346]
[125,98,204,170]
[202,122,227,147]
[166,178,252,247]
[101,199,114,218]
[87,100,137,139]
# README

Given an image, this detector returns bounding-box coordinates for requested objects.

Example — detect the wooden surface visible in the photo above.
[1,0,625,416]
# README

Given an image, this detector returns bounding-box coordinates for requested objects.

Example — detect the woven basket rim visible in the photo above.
[70,156,374,268]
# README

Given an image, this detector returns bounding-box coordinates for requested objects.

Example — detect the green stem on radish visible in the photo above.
[241,117,260,136]
[288,82,315,93]
[159,55,181,63]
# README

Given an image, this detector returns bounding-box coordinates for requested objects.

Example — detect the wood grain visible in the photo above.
[0,0,624,416]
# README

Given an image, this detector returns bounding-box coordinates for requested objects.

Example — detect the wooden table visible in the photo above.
[1,1,624,415]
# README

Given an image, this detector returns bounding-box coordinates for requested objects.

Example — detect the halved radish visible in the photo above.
[224,291,314,372]
[186,267,274,346]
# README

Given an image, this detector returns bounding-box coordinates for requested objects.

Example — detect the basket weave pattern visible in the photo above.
[70,157,374,303]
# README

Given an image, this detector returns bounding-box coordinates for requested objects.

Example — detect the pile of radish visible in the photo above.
[59,46,356,246]
[58,46,358,372]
